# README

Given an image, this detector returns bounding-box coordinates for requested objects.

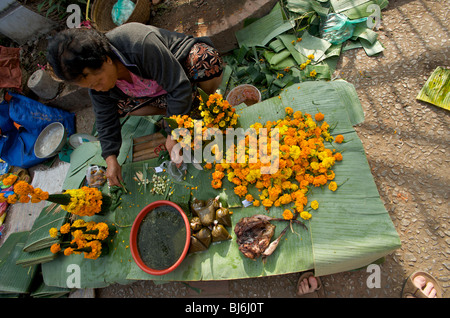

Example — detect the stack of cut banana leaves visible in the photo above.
[223,0,388,99]
[1,0,401,291]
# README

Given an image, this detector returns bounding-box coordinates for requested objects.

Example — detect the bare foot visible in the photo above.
[408,275,438,298]
[297,275,319,296]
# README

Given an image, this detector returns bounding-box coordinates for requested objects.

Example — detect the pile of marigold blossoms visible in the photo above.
[207,107,343,221]
[50,219,116,260]
[199,93,239,131]
[169,114,205,151]
[61,187,105,217]
[0,180,49,204]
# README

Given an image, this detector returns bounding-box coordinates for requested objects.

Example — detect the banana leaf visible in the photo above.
[416,67,450,110]
[235,2,294,48]
[30,282,71,298]
[41,80,400,287]
[22,204,69,252]
[0,232,39,294]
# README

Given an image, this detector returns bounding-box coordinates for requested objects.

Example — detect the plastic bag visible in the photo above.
[157,160,187,182]
[85,165,107,188]
[111,0,136,26]
[320,13,367,45]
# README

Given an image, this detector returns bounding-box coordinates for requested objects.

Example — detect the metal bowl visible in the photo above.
[34,122,67,158]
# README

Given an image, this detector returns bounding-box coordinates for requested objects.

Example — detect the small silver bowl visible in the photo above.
[34,122,67,159]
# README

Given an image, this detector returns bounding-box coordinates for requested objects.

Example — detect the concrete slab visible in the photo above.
[0,4,55,45]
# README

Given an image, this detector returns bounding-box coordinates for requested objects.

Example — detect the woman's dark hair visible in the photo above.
[47,28,114,82]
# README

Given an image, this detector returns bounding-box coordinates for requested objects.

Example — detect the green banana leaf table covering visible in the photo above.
[42,80,401,289]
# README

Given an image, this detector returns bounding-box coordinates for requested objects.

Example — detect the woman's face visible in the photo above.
[75,56,118,92]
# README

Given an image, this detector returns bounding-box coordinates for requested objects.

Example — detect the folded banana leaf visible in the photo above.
[22,204,69,253]
[0,232,39,294]
[416,67,450,110]
[30,282,71,298]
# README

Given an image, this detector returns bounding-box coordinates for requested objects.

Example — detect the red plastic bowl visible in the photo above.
[130,200,190,276]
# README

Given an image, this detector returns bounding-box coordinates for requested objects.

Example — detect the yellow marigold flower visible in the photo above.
[50,243,61,254]
[307,54,315,59]
[328,181,338,191]
[282,209,294,220]
[300,211,312,220]
[253,200,260,207]
[311,200,319,210]
[309,70,317,77]
[49,228,59,238]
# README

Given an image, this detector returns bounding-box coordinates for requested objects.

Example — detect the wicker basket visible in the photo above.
[92,0,151,32]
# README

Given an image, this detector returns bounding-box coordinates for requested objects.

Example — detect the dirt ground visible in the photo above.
[93,0,450,298]
[7,0,449,298]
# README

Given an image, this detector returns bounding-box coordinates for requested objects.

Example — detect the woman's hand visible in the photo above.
[105,155,124,187]
[165,135,183,168]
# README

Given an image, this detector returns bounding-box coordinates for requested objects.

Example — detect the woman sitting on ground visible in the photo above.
[47,23,223,187]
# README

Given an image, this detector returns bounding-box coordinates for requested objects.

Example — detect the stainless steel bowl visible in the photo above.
[34,122,67,159]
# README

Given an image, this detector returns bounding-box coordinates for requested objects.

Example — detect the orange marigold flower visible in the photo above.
[253,200,260,207]
[50,243,61,254]
[245,194,254,202]
[234,185,248,197]
[282,209,294,220]
[262,198,273,208]
[13,180,34,196]
[334,152,343,161]
[211,179,222,189]
[335,134,344,143]
[314,112,324,121]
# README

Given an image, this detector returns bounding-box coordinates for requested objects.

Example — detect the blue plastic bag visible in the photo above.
[0,92,75,168]
[111,0,136,26]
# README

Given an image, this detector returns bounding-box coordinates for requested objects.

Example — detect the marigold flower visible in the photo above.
[335,135,344,143]
[13,181,33,196]
[311,200,319,210]
[285,107,294,116]
[309,70,317,77]
[328,181,338,191]
[262,198,273,208]
[2,174,17,186]
[49,228,59,238]
[300,211,312,220]
[253,200,260,207]
[282,209,294,220]
[245,194,254,202]
[234,185,248,197]
[211,179,222,189]
[314,112,324,121]
[50,243,61,254]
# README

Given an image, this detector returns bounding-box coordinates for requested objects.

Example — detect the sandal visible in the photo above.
[296,271,324,298]
[401,271,443,298]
